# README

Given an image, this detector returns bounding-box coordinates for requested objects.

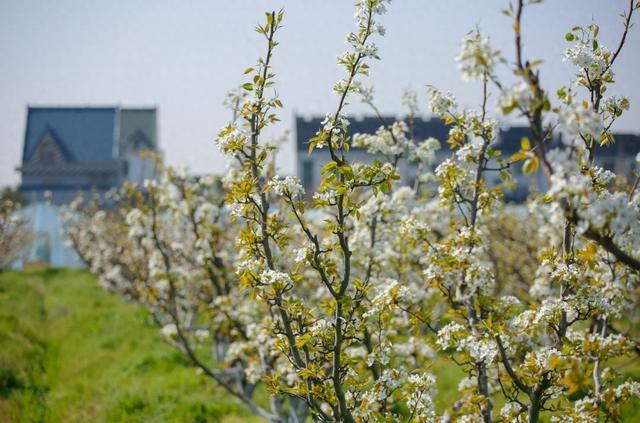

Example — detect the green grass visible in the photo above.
[0,268,262,423]
[1,268,638,422]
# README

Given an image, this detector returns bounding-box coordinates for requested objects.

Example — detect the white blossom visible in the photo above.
[412,137,441,165]
[559,101,603,140]
[259,269,293,287]
[215,124,247,154]
[563,42,612,80]
[497,82,534,112]
[161,323,178,339]
[456,31,498,81]
[427,86,456,116]
[269,176,305,198]
[194,329,210,342]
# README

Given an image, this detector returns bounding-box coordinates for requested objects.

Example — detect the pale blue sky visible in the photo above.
[1,0,639,186]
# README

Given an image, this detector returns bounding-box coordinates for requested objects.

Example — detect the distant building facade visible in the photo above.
[594,133,640,177]
[294,115,640,201]
[18,106,158,205]
[295,116,449,192]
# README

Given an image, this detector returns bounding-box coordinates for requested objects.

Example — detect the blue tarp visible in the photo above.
[12,202,84,269]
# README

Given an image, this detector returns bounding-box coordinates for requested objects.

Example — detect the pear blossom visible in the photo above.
[269,176,305,198]
[427,86,456,116]
[161,323,178,339]
[497,82,534,113]
[559,101,603,139]
[456,30,498,80]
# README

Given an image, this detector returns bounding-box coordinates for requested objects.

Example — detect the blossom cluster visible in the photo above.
[66,2,640,422]
[456,30,499,81]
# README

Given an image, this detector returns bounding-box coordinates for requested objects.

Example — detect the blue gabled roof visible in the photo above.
[23,107,118,163]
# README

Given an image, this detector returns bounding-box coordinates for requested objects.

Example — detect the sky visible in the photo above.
[1,0,639,187]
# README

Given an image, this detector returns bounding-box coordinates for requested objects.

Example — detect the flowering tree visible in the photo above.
[0,199,31,271]
[64,165,308,422]
[424,0,640,421]
[69,0,640,422]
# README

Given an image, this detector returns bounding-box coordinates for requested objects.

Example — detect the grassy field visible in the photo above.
[0,268,638,422]
[0,268,261,423]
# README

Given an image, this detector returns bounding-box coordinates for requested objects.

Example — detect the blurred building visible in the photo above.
[18,106,159,205]
[294,115,640,201]
[594,133,640,177]
[295,115,450,191]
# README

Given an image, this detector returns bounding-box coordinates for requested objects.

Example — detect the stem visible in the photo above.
[514,0,553,180]
[582,227,640,272]
[466,74,493,423]
[496,335,531,395]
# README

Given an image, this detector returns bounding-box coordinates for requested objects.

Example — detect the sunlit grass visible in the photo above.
[0,268,262,422]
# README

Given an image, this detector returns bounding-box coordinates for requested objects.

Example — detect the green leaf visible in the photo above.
[599,132,614,146]
[529,59,544,69]
[523,156,539,175]
[321,161,337,175]
[295,333,312,348]
[242,83,253,91]
[501,104,516,116]
[510,151,527,162]
[557,87,566,100]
